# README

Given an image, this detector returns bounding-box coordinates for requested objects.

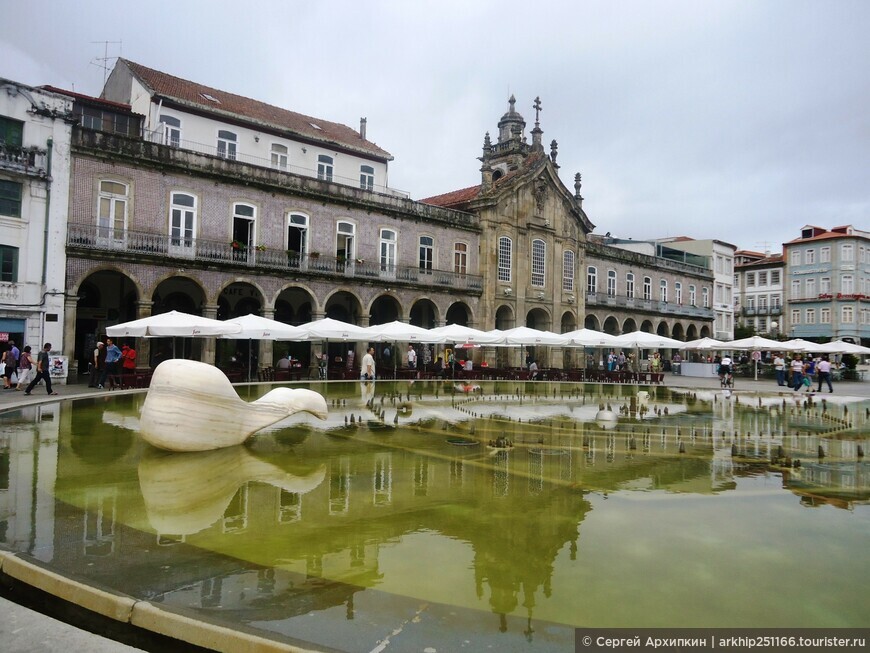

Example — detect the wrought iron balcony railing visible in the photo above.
[585,292,715,319]
[67,222,483,293]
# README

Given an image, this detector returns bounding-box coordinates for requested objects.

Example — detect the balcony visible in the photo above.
[0,144,48,178]
[585,292,714,319]
[67,222,483,293]
[740,306,782,316]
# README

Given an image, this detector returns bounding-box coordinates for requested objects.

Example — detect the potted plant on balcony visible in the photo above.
[231,240,246,251]
[255,244,266,252]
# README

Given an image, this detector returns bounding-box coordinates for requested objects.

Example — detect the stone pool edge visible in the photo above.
[0,550,325,653]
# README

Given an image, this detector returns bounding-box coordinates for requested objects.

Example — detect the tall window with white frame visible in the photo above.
[660,279,668,303]
[689,284,696,306]
[841,243,854,262]
[607,270,616,297]
[419,236,434,273]
[563,250,575,292]
[842,305,854,324]
[360,165,375,191]
[169,192,196,256]
[159,115,181,147]
[626,273,635,299]
[317,155,334,181]
[336,222,355,270]
[232,203,256,260]
[97,180,128,245]
[841,274,854,295]
[702,287,710,308]
[791,309,800,326]
[531,239,545,287]
[454,242,468,276]
[586,266,597,295]
[286,213,308,267]
[643,276,652,301]
[380,229,397,277]
[217,130,237,160]
[271,144,288,170]
[675,281,682,305]
[792,279,801,299]
[497,236,512,282]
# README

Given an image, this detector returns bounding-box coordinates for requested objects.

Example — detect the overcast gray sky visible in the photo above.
[3,0,867,252]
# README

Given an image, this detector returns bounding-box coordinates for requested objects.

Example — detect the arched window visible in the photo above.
[97,180,128,242]
[169,192,196,253]
[360,165,375,190]
[702,287,710,308]
[380,228,397,274]
[660,279,668,303]
[336,220,355,262]
[607,270,617,297]
[454,242,468,275]
[419,235,434,272]
[689,284,697,306]
[643,276,652,300]
[271,143,288,169]
[286,212,308,265]
[626,273,635,299]
[675,282,683,305]
[531,239,545,287]
[159,115,181,146]
[317,155,334,181]
[563,250,575,291]
[498,236,512,282]
[586,266,597,295]
[217,130,237,160]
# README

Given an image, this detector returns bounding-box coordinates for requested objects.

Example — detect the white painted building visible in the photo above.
[734,250,785,336]
[0,79,73,358]
[101,59,401,198]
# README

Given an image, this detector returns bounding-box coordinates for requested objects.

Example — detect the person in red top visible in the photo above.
[121,344,137,375]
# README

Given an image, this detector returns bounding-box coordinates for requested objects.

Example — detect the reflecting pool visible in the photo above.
[1,381,869,652]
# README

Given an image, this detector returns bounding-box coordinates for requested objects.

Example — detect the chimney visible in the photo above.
[360,117,367,140]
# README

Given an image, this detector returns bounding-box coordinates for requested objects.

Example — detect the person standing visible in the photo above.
[361,347,376,380]
[24,343,57,396]
[790,354,804,391]
[15,345,33,391]
[121,344,137,385]
[99,338,122,389]
[89,341,106,387]
[816,356,834,393]
[1,344,13,389]
[5,339,19,388]
[407,344,417,369]
[773,353,786,386]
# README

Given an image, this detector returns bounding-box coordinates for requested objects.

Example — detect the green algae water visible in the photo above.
[1,381,868,652]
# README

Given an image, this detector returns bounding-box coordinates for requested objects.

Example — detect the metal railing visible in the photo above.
[143,129,410,198]
[67,222,483,292]
[585,292,715,318]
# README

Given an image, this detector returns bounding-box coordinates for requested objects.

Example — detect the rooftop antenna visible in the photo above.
[90,40,122,88]
[755,241,772,256]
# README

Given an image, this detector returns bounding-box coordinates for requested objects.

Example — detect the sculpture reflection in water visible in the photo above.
[138,445,327,535]
[139,359,328,451]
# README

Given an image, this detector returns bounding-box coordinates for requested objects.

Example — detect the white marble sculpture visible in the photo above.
[139,359,328,451]
[138,446,326,535]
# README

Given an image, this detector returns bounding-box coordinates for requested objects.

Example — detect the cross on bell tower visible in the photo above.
[531,96,544,151]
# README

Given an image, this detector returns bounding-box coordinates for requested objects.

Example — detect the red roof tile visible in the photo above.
[120,59,392,161]
[420,185,481,208]
[41,85,135,111]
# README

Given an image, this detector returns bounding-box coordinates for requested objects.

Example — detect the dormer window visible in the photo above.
[801,228,813,239]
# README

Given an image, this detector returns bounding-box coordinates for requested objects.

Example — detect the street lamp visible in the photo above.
[770,320,778,339]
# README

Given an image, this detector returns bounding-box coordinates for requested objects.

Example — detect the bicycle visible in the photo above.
[719,367,734,389]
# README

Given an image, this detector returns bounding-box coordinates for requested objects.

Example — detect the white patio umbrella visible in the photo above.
[780,339,827,354]
[291,317,370,342]
[498,326,571,346]
[106,310,243,337]
[363,321,446,343]
[681,337,727,351]
[610,331,685,349]
[428,324,504,345]
[724,335,788,380]
[220,314,305,381]
[824,340,870,355]
[562,328,619,347]
[724,335,784,350]
[221,313,304,340]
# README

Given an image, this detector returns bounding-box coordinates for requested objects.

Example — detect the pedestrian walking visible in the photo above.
[24,343,58,396]
[816,356,834,393]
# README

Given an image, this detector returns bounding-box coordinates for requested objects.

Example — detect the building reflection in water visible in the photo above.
[0,383,868,647]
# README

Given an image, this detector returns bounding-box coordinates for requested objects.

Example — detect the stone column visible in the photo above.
[201,304,219,365]
[260,307,275,371]
[63,295,79,382]
[135,300,153,369]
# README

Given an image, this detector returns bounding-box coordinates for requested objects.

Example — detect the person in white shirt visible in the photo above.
[816,356,833,393]
[361,347,376,380]
[773,354,786,386]
[407,344,417,369]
